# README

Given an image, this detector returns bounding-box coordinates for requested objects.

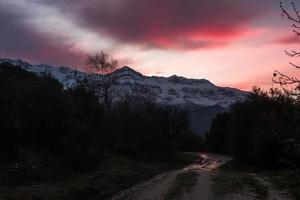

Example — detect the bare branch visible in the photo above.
[86,51,119,111]
[292,24,300,28]
[289,61,300,69]
[292,2,300,21]
[281,1,300,23]
[275,2,300,97]
[285,50,300,57]
[293,29,300,36]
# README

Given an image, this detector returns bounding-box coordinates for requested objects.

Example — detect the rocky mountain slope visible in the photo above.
[0,58,247,108]
[0,58,248,134]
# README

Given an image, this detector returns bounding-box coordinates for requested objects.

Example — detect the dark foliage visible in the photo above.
[206,112,231,153]
[174,130,205,152]
[0,63,199,172]
[0,63,104,170]
[207,87,300,168]
[110,95,192,160]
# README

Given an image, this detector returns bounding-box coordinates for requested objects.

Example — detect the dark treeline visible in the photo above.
[0,62,202,171]
[207,87,300,168]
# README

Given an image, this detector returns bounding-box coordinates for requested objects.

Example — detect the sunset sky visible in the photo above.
[0,0,299,90]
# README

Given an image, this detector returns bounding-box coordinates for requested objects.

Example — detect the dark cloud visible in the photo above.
[0,0,277,68]
[0,6,86,68]
[44,0,273,49]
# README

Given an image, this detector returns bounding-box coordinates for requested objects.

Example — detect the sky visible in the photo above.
[0,0,299,91]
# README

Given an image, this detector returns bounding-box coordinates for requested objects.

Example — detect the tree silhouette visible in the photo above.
[86,51,119,111]
[274,2,300,97]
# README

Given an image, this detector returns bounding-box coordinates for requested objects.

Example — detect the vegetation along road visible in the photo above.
[111,153,294,200]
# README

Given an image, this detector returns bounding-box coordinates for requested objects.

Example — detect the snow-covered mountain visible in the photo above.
[113,67,247,108]
[0,58,248,108]
[0,58,250,134]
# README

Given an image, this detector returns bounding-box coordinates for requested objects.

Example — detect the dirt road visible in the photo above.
[111,153,293,200]
[110,153,230,200]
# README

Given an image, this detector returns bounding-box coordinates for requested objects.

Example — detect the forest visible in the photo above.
[207,87,300,168]
[0,62,203,168]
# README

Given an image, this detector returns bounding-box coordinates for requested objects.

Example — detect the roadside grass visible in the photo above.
[164,171,199,200]
[0,152,199,200]
[266,169,300,200]
[68,153,198,199]
[212,161,269,199]
[213,160,300,200]
[212,171,268,199]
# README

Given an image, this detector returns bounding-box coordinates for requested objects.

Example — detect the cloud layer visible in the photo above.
[41,0,273,49]
[0,5,85,67]
[0,0,291,90]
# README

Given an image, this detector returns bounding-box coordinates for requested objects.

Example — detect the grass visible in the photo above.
[164,171,199,200]
[213,160,300,200]
[211,161,269,199]
[67,153,199,199]
[0,152,199,200]
[266,169,300,200]
[212,171,268,199]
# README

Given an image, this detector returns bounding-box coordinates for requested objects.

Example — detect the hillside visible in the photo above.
[0,58,248,134]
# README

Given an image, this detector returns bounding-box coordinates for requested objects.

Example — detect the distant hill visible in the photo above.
[0,58,248,134]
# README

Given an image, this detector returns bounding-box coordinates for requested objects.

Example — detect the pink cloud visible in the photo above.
[55,0,273,50]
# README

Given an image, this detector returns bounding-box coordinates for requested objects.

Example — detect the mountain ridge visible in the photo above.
[0,58,248,108]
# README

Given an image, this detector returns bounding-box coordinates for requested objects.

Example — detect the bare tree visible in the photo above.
[86,51,119,111]
[273,2,300,96]
[165,105,189,158]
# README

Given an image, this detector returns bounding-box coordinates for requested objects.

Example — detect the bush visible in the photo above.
[110,95,192,160]
[207,87,300,168]
[0,63,104,170]
[0,63,201,170]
